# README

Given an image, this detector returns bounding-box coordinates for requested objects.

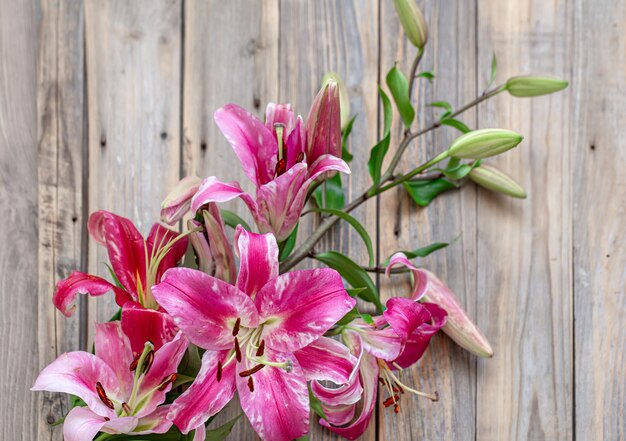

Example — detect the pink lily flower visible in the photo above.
[53,210,188,316]
[32,308,189,441]
[151,226,357,441]
[313,297,446,440]
[189,82,350,242]
[387,252,494,357]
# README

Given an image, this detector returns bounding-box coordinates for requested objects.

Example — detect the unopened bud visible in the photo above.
[468,164,527,198]
[306,80,342,162]
[160,176,202,225]
[505,75,568,97]
[447,129,523,159]
[322,72,351,130]
[393,0,428,49]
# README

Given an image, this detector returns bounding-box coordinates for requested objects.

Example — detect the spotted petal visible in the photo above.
[255,268,355,353]
[63,407,137,441]
[293,336,357,384]
[94,321,135,399]
[234,226,278,298]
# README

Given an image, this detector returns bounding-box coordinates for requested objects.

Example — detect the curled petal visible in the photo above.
[214,104,278,187]
[53,271,133,317]
[152,268,259,350]
[234,226,278,298]
[169,350,236,434]
[255,268,355,353]
[293,336,357,384]
[236,350,309,441]
[63,407,137,441]
[383,297,432,341]
[31,352,119,418]
[160,176,202,225]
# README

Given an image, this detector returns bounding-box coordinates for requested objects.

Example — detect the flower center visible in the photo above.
[95,341,177,417]
[376,359,439,414]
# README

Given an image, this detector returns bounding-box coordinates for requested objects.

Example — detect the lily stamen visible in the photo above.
[232,318,241,336]
[96,381,114,410]
[239,364,265,377]
[216,360,223,382]
[255,340,265,357]
[157,373,177,391]
[248,376,255,393]
[234,337,242,362]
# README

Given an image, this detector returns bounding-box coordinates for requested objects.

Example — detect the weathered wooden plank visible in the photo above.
[278,2,379,439]
[0,0,39,439]
[475,1,573,440]
[573,0,626,439]
[378,1,478,440]
[37,0,86,438]
[182,1,279,438]
[84,0,183,333]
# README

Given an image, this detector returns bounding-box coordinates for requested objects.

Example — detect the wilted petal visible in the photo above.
[63,407,137,441]
[94,321,134,399]
[293,336,357,384]
[133,405,173,434]
[160,176,202,225]
[169,350,236,434]
[53,271,133,317]
[234,226,278,298]
[236,350,309,441]
[214,104,278,187]
[31,352,119,418]
[255,268,355,353]
[152,268,259,350]
[393,302,447,369]
[88,210,147,297]
[121,303,178,356]
[305,80,341,163]
[202,204,237,283]
[134,332,188,417]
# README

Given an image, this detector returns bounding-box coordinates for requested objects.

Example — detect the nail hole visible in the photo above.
[71,216,78,223]
[200,141,207,152]
[590,144,595,150]
[46,414,55,424]
[100,135,106,147]
[253,97,261,109]
[160,132,167,140]
[606,254,610,258]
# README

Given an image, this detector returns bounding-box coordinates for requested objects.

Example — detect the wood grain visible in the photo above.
[84,0,183,334]
[573,0,626,439]
[278,1,379,439]
[378,1,478,440]
[37,0,86,438]
[475,0,573,440]
[0,0,39,439]
[182,1,279,438]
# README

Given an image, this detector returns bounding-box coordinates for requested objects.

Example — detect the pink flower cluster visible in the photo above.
[33,82,488,441]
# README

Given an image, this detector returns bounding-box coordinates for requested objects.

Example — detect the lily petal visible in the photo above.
[63,407,137,441]
[383,297,432,341]
[94,321,134,399]
[152,268,259,350]
[236,350,309,441]
[234,226,278,298]
[285,116,306,170]
[214,104,278,187]
[121,303,178,356]
[255,268,355,353]
[53,271,133,317]
[160,176,203,225]
[31,352,118,417]
[88,210,146,296]
[293,336,357,384]
[265,103,294,135]
[168,350,236,434]
[133,405,173,434]
[202,204,237,283]
[146,223,188,284]
[305,80,342,163]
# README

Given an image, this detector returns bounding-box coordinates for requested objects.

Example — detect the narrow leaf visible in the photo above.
[205,414,243,441]
[489,52,497,88]
[314,251,383,313]
[386,65,415,127]
[436,160,480,180]
[360,313,375,325]
[308,208,374,267]
[389,241,451,261]
[309,385,329,422]
[440,118,472,134]
[368,87,392,186]
[416,71,435,83]
[278,223,299,262]
[403,178,457,207]
[428,101,453,112]
[220,210,251,231]
[341,115,357,162]
[336,306,361,326]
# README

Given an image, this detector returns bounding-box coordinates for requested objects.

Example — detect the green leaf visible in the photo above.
[314,251,383,313]
[309,385,329,422]
[360,313,375,325]
[436,159,481,180]
[386,65,415,128]
[336,306,361,326]
[391,241,451,261]
[368,87,392,186]
[205,414,243,441]
[313,173,345,210]
[220,210,251,231]
[428,101,453,112]
[105,263,125,290]
[341,115,357,162]
[416,71,435,83]
[308,208,374,267]
[346,287,367,297]
[177,344,203,377]
[440,118,472,134]
[403,178,457,207]
[489,52,497,88]
[278,223,299,262]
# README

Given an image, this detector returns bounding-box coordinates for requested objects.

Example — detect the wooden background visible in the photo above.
[0,0,623,439]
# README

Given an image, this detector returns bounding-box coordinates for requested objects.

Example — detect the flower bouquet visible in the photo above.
[32,1,567,440]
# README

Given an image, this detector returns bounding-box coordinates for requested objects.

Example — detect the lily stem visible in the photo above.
[279,85,506,273]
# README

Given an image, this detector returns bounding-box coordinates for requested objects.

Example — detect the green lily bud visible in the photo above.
[505,75,568,97]
[393,0,428,49]
[468,164,527,198]
[447,129,523,159]
[322,72,351,130]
